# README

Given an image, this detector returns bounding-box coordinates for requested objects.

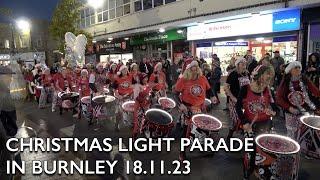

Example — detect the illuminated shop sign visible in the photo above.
[187,9,300,41]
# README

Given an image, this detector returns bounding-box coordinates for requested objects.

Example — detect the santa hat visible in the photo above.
[117,65,128,75]
[186,61,199,70]
[81,69,88,76]
[285,61,302,74]
[235,57,246,67]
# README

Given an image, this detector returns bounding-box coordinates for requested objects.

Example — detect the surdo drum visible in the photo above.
[298,115,320,159]
[190,114,222,144]
[92,95,116,119]
[121,101,136,127]
[142,109,174,138]
[58,92,79,109]
[80,96,92,119]
[255,134,300,180]
[158,97,176,112]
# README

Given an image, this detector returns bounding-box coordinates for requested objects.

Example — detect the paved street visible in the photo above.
[13,94,320,180]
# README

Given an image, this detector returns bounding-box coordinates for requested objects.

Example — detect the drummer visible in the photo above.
[276,61,320,139]
[235,65,276,180]
[173,60,217,161]
[89,63,110,95]
[114,65,134,131]
[149,62,167,99]
[132,73,152,139]
[39,68,54,109]
[130,63,140,84]
[52,67,72,112]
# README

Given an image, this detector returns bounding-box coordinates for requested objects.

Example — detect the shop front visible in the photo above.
[130,28,187,62]
[187,8,301,75]
[302,6,320,69]
[95,39,133,66]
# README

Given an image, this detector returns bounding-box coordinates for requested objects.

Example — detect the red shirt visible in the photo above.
[149,72,166,91]
[115,74,133,96]
[78,77,90,97]
[41,74,53,87]
[175,75,210,107]
[242,86,272,122]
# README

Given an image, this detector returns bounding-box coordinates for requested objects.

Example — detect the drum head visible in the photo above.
[256,134,300,155]
[145,109,173,125]
[122,101,136,112]
[59,92,79,99]
[300,115,320,131]
[81,96,91,104]
[92,95,115,104]
[192,114,222,131]
[158,97,176,109]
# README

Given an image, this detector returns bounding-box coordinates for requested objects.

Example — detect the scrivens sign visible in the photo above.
[187,9,300,41]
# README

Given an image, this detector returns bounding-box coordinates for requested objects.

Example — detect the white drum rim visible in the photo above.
[158,97,176,108]
[104,95,116,102]
[205,98,212,105]
[36,86,43,89]
[81,96,91,103]
[300,115,320,131]
[255,134,300,155]
[58,91,79,98]
[191,114,222,131]
[122,100,136,110]
[145,108,173,124]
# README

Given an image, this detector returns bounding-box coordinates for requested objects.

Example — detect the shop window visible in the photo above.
[165,0,176,4]
[103,11,108,21]
[134,0,143,12]
[143,0,153,10]
[109,9,115,19]
[80,18,86,28]
[116,6,123,17]
[154,0,164,7]
[80,9,85,18]
[116,0,124,7]
[85,17,90,27]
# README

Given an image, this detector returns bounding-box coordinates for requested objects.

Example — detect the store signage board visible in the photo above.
[130,29,186,46]
[214,41,248,46]
[187,9,300,41]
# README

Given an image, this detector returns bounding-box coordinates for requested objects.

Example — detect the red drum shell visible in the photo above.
[142,109,174,138]
[298,115,320,159]
[255,134,300,180]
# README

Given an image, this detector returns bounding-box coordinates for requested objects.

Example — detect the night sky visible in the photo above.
[0,0,59,22]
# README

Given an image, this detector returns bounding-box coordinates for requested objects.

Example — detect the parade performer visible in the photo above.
[114,65,134,131]
[39,68,54,109]
[224,57,250,140]
[130,63,140,84]
[132,73,152,139]
[90,63,109,95]
[276,61,320,139]
[52,68,72,112]
[149,62,167,100]
[235,65,276,180]
[173,61,217,160]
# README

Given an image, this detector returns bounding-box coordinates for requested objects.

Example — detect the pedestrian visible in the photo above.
[39,68,54,109]
[306,53,320,89]
[244,50,258,75]
[211,60,222,96]
[271,50,285,87]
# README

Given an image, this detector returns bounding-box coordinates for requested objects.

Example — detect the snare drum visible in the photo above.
[158,97,176,112]
[92,95,116,119]
[190,114,222,144]
[255,134,300,180]
[58,92,79,109]
[80,96,92,119]
[121,101,136,127]
[142,109,174,138]
[298,115,320,159]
